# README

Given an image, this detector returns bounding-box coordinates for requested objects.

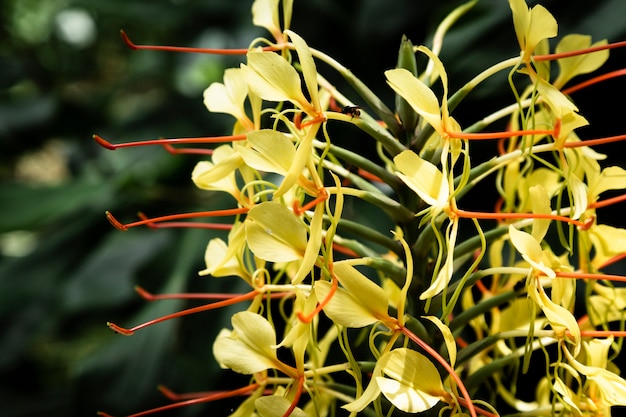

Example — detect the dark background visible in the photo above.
[1,0,625,416]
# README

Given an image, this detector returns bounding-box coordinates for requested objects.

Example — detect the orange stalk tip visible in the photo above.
[135,286,155,300]
[105,211,128,231]
[97,412,115,417]
[107,322,134,336]
[119,30,138,50]
[93,134,117,150]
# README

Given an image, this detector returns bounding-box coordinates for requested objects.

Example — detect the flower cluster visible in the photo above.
[96,0,626,416]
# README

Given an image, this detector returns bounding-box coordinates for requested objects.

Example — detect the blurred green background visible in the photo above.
[1,0,625,416]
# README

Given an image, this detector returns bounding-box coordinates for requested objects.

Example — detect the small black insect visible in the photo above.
[341,105,361,118]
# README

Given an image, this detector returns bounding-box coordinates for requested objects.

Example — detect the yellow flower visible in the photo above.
[344,348,446,413]
[509,0,557,60]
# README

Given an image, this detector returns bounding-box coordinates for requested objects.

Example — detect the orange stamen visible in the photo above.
[588,193,626,210]
[135,285,293,302]
[282,376,305,417]
[137,212,234,231]
[561,133,626,149]
[106,207,249,231]
[356,167,383,183]
[533,40,626,62]
[554,271,626,283]
[401,326,477,417]
[454,209,593,229]
[106,290,260,336]
[93,134,246,150]
[447,127,556,140]
[99,383,260,417]
[120,30,279,55]
[562,69,626,95]
[298,273,338,324]
[161,143,214,155]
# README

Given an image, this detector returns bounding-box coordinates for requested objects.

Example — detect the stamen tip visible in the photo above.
[97,412,115,417]
[93,134,117,150]
[107,321,134,336]
[119,30,138,50]
[105,211,128,231]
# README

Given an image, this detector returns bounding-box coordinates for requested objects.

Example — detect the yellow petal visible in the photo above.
[213,312,278,374]
[555,35,609,89]
[588,166,626,200]
[252,0,281,38]
[385,68,442,134]
[529,185,551,241]
[255,396,307,417]
[423,316,456,367]
[238,129,295,175]
[314,261,389,328]
[291,202,323,284]
[245,202,307,262]
[203,68,248,121]
[508,225,555,278]
[285,30,320,112]
[376,348,445,413]
[242,51,308,106]
[394,150,448,208]
[199,238,240,278]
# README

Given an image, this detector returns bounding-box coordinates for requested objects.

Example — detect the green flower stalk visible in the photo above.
[94,0,626,416]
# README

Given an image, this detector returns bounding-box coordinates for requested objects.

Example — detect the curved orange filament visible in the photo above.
[282,376,305,417]
[106,207,249,231]
[93,134,246,150]
[297,274,338,324]
[454,209,593,229]
[134,285,293,302]
[330,242,359,258]
[533,39,626,62]
[99,383,260,417]
[554,271,626,283]
[120,30,279,55]
[107,290,260,336]
[161,143,214,155]
[447,127,556,140]
[401,326,477,417]
[562,68,626,95]
[588,193,626,210]
[561,133,626,149]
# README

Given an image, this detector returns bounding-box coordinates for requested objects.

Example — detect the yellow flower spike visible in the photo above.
[213,311,281,374]
[237,129,296,176]
[245,202,307,263]
[242,51,312,113]
[203,68,254,131]
[509,0,558,60]
[314,261,390,328]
